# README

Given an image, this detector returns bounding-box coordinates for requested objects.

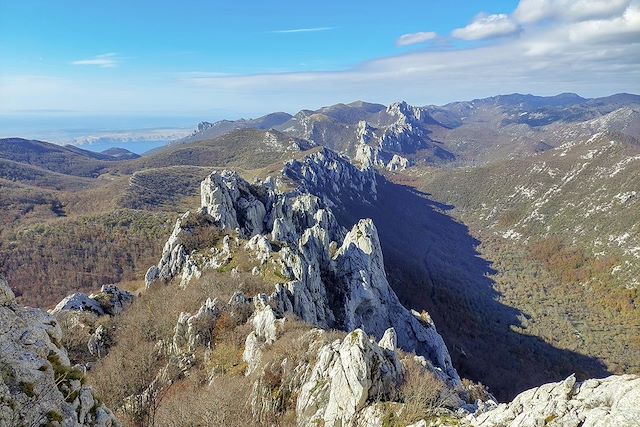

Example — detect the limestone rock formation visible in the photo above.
[0,276,119,426]
[245,234,272,264]
[242,331,263,376]
[283,147,377,206]
[148,150,460,385]
[354,120,411,171]
[51,293,105,316]
[172,298,221,358]
[386,154,410,171]
[147,211,191,287]
[242,294,286,375]
[470,374,640,427]
[87,325,109,358]
[332,219,459,384]
[296,328,403,427]
[89,285,133,316]
[382,101,432,153]
[51,285,133,317]
[146,210,235,288]
[201,170,268,236]
[354,120,385,169]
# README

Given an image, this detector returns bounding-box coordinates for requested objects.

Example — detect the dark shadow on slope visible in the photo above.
[334,176,610,401]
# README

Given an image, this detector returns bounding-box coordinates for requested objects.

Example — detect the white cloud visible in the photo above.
[71,53,119,68]
[514,0,631,23]
[271,27,333,34]
[452,13,520,40]
[396,31,437,46]
[567,4,640,43]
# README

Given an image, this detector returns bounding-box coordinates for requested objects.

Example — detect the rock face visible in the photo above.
[351,117,416,172]
[89,285,133,316]
[0,276,119,426]
[51,293,105,316]
[330,220,458,383]
[88,325,109,358]
[296,329,403,427]
[471,374,640,427]
[201,170,268,236]
[51,285,133,317]
[172,298,221,362]
[148,149,460,385]
[242,295,286,375]
[354,121,386,169]
[283,147,377,207]
[146,212,191,287]
[386,154,410,171]
[381,101,433,154]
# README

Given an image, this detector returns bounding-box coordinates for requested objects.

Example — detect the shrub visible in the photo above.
[397,361,456,425]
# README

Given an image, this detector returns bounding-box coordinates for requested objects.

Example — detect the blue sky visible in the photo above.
[1,0,639,126]
[0,1,515,76]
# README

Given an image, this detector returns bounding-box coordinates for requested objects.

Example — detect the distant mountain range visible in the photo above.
[174,92,640,167]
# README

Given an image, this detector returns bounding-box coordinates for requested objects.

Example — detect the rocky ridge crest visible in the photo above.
[145,149,459,386]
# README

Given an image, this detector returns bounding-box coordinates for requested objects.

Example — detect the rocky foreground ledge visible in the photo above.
[0,276,120,427]
[468,374,640,427]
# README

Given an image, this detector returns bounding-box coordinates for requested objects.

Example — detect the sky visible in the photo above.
[1,0,639,130]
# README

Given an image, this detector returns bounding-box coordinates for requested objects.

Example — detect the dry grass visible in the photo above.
[396,361,458,425]
[153,376,254,427]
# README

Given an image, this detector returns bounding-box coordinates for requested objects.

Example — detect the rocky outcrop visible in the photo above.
[332,219,459,384]
[296,328,403,427]
[201,170,268,236]
[87,325,109,358]
[245,234,272,264]
[283,147,377,207]
[51,285,133,317]
[354,120,411,171]
[270,192,343,245]
[145,211,191,287]
[381,102,432,154]
[172,298,221,361]
[51,293,105,316]
[0,276,119,426]
[470,374,640,427]
[242,295,286,375]
[146,211,235,288]
[374,101,455,163]
[386,154,410,171]
[246,325,412,427]
[89,285,133,316]
[355,142,383,169]
[148,151,460,385]
[258,216,458,384]
[354,121,385,169]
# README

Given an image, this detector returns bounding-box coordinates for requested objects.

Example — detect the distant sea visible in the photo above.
[0,114,204,155]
